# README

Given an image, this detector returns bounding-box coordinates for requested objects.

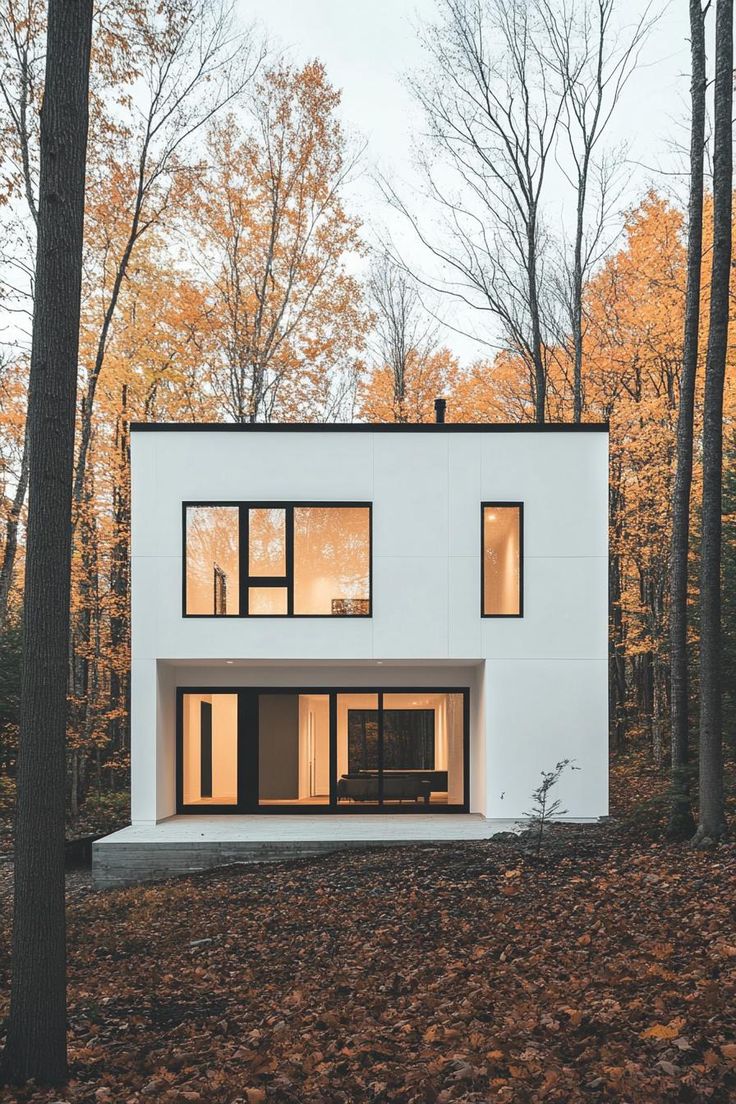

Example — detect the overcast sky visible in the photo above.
[240,0,702,362]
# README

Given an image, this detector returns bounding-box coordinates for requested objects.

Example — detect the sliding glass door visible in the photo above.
[177,687,468,813]
[336,692,466,808]
[258,693,331,807]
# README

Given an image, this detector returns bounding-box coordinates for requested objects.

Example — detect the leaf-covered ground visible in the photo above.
[1,756,736,1103]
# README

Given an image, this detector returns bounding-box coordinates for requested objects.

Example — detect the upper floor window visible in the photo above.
[482,503,523,617]
[184,502,372,617]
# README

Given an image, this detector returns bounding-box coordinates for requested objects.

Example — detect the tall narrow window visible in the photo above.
[482,503,522,616]
[185,505,239,615]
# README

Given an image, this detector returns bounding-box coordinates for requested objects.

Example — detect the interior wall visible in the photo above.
[212,694,238,801]
[182,693,203,803]
[298,695,330,798]
[259,694,300,799]
[446,694,465,804]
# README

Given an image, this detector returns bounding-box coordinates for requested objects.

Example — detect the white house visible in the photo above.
[93,419,609,886]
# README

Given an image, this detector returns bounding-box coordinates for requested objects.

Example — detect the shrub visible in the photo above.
[524,759,579,859]
[78,790,130,836]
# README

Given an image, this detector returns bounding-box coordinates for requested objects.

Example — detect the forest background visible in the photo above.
[0,0,734,840]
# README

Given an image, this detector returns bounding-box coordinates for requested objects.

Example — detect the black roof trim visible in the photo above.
[130,421,609,434]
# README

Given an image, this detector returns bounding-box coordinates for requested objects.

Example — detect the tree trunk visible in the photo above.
[571,153,590,424]
[695,0,732,844]
[528,212,546,423]
[109,397,131,757]
[668,0,705,838]
[0,0,93,1085]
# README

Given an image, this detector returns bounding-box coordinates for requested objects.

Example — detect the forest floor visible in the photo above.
[1,753,736,1104]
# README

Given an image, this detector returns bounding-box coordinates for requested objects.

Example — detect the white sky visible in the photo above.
[240,0,702,362]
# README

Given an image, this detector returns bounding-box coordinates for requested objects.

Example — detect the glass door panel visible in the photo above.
[381,692,465,807]
[179,687,467,813]
[182,692,238,806]
[258,693,330,806]
[336,692,380,805]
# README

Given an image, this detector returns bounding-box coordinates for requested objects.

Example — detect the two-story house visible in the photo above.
[93,418,609,887]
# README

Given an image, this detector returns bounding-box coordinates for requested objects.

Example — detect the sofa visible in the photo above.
[337,770,446,803]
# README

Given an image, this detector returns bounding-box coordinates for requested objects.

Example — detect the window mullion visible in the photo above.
[239,505,249,616]
[285,506,295,615]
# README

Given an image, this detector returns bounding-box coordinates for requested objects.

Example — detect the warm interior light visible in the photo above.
[483,505,521,615]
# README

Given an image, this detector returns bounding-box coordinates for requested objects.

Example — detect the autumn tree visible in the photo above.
[1,0,93,1083]
[0,0,44,628]
[359,257,461,423]
[72,0,262,509]
[360,347,462,424]
[0,0,262,629]
[193,62,368,423]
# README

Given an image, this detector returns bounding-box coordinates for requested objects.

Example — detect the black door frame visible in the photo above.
[175,685,470,814]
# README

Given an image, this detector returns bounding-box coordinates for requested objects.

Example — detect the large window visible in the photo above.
[177,687,468,813]
[482,503,523,617]
[183,502,372,617]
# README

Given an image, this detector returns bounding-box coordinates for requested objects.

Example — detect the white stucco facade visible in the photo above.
[130,424,609,825]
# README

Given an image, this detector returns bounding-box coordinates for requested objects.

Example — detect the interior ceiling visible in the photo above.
[160,658,484,668]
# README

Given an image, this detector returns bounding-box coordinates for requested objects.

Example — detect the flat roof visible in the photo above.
[130,421,608,434]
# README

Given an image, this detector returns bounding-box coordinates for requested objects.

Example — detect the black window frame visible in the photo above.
[182,501,373,619]
[480,501,524,618]
[175,684,470,814]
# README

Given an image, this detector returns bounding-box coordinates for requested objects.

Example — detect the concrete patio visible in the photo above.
[92,814,521,888]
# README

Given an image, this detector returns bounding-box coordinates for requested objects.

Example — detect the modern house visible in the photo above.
[93,418,609,887]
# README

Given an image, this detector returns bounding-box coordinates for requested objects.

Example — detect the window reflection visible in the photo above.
[185,506,239,615]
[293,507,370,616]
[248,586,288,615]
[184,503,372,617]
[249,508,286,576]
[483,505,521,615]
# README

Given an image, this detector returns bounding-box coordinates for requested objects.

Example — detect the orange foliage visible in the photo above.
[358,347,462,423]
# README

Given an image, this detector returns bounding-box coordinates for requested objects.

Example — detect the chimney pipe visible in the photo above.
[434,397,447,424]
